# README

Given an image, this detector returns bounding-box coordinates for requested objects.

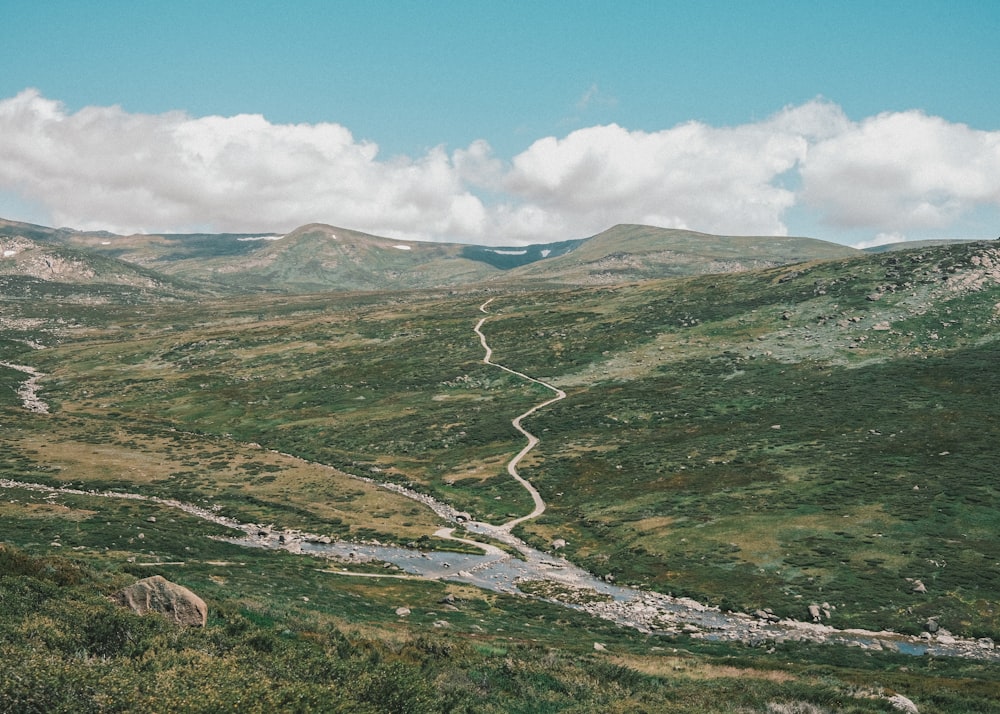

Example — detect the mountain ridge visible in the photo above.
[0,216,862,293]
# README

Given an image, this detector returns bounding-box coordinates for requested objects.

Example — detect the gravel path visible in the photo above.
[474,298,565,531]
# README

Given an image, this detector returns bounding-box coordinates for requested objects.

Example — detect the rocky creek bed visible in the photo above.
[4,476,999,663]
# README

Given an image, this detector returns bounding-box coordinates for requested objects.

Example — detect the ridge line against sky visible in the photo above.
[1,1,998,247]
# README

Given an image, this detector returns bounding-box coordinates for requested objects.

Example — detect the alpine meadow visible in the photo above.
[2,214,1000,713]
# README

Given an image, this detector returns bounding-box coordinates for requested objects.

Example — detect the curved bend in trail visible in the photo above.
[475,298,566,532]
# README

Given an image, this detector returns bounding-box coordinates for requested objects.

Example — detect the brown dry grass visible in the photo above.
[10,418,445,540]
[609,654,797,683]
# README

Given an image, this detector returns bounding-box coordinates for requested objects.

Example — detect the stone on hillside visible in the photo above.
[111,575,207,627]
[550,538,567,550]
[911,579,927,594]
[887,693,919,713]
[808,603,822,622]
[395,606,411,617]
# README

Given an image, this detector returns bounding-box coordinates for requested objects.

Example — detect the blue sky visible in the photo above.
[1,1,998,246]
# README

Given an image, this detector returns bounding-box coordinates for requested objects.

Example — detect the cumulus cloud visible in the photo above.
[1,89,999,245]
[0,89,487,240]
[499,105,830,240]
[800,110,1000,231]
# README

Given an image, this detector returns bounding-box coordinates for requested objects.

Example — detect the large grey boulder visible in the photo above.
[887,693,919,713]
[111,575,207,627]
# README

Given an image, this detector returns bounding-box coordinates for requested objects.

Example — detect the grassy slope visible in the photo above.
[506,224,861,283]
[481,241,1000,637]
[3,240,1000,710]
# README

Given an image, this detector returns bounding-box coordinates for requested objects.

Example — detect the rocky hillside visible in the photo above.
[0,233,199,296]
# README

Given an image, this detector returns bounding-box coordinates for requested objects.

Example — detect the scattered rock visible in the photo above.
[925,618,939,634]
[111,575,207,627]
[808,603,822,622]
[395,606,411,617]
[593,642,606,651]
[551,538,567,550]
[911,579,927,594]
[887,692,919,713]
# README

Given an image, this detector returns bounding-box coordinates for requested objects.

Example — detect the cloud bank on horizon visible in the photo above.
[1,89,998,247]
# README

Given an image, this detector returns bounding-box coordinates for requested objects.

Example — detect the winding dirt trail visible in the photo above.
[475,298,565,532]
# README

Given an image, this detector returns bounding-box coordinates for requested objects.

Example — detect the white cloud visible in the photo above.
[851,232,907,250]
[500,109,820,239]
[0,89,488,240]
[1,90,999,245]
[800,110,1000,231]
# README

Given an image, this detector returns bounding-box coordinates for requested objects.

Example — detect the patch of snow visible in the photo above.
[540,249,551,257]
[100,241,111,245]
[237,234,285,242]
[489,249,527,255]
[2,250,15,257]
[393,244,412,251]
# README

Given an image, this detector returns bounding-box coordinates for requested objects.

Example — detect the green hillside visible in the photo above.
[506,224,861,284]
[2,217,865,292]
[2,223,1000,710]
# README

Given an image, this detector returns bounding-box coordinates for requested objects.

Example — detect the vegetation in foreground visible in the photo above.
[3,543,1000,713]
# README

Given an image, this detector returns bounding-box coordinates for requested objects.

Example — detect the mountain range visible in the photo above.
[0,216,862,292]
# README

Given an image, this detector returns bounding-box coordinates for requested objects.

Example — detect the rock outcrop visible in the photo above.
[111,575,207,627]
